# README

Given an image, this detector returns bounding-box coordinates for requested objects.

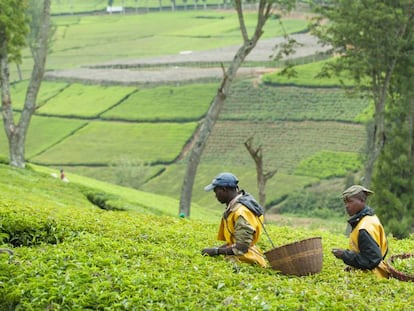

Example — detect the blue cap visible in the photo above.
[204,172,239,191]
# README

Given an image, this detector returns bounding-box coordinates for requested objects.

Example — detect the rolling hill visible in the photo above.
[1,10,368,214]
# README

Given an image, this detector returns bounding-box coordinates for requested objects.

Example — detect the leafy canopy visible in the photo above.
[0,0,29,63]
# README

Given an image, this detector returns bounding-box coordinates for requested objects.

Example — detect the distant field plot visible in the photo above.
[101,83,216,121]
[262,59,357,87]
[223,81,370,122]
[37,83,137,117]
[30,121,197,165]
[295,151,363,179]
[201,120,366,174]
[9,81,69,110]
[11,11,308,81]
[0,115,87,159]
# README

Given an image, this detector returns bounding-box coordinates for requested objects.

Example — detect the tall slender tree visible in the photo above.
[371,46,414,238]
[311,0,414,237]
[1,0,51,168]
[310,0,414,186]
[178,0,296,217]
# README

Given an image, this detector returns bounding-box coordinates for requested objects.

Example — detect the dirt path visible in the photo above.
[45,34,329,84]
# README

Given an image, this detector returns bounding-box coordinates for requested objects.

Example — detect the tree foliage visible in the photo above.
[310,0,414,237]
[371,53,414,238]
[310,0,414,186]
[1,0,51,168]
[371,94,414,238]
[0,0,29,64]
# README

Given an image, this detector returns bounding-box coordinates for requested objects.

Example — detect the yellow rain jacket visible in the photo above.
[346,208,389,278]
[217,196,267,268]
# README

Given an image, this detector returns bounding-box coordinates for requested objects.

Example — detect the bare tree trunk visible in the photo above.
[179,0,274,217]
[1,0,51,168]
[16,64,22,81]
[244,136,277,209]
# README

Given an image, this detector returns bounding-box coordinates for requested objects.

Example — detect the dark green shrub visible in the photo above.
[85,192,126,211]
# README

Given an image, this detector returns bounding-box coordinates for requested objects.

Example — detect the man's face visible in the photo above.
[343,196,365,216]
[213,187,227,204]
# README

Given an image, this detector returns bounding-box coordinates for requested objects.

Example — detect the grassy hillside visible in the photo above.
[1,80,369,210]
[1,164,413,309]
[1,10,369,214]
[0,78,368,211]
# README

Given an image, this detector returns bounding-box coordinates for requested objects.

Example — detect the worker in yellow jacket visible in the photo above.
[332,185,389,278]
[201,172,267,267]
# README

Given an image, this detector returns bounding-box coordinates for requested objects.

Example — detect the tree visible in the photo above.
[178,0,296,217]
[26,0,56,61]
[371,44,414,238]
[371,90,414,238]
[310,0,414,237]
[244,136,277,209]
[1,0,51,168]
[310,0,414,186]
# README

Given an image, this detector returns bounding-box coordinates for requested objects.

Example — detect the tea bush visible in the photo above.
[0,165,413,310]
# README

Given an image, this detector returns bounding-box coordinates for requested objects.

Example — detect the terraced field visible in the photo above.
[1,11,368,212]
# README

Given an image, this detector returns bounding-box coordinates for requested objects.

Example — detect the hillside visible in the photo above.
[1,8,414,309]
[0,11,369,214]
[1,164,414,309]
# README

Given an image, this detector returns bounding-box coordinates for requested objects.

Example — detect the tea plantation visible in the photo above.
[1,164,413,310]
[0,10,361,212]
[1,8,413,310]
[0,79,368,212]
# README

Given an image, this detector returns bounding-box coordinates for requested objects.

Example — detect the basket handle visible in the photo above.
[259,217,276,249]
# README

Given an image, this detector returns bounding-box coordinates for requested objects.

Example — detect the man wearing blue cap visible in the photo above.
[201,172,267,267]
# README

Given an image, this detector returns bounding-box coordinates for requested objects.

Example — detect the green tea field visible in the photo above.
[1,164,413,310]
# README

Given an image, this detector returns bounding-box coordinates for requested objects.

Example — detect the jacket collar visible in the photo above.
[348,206,375,228]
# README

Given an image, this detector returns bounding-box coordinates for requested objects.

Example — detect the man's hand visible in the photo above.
[332,248,344,259]
[201,247,219,256]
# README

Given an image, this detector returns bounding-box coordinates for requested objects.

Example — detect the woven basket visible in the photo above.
[387,253,414,282]
[264,237,323,276]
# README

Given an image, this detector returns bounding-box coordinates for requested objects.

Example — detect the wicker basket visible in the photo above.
[387,253,414,282]
[264,237,323,276]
